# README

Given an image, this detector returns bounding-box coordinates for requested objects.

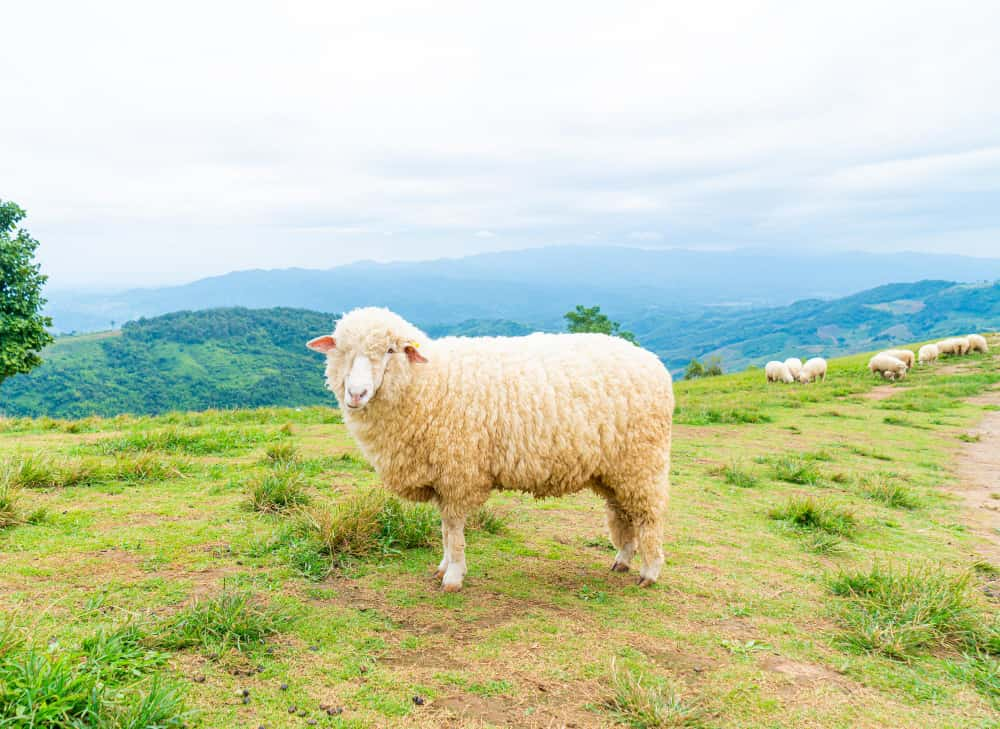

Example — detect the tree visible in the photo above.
[684,355,723,379]
[1,201,53,386]
[564,305,637,344]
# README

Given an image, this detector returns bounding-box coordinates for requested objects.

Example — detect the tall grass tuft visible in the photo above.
[262,441,298,464]
[0,479,24,529]
[604,661,704,728]
[246,467,309,513]
[769,497,857,537]
[770,457,821,485]
[721,461,759,489]
[301,488,437,562]
[828,563,989,659]
[468,504,510,534]
[858,473,920,510]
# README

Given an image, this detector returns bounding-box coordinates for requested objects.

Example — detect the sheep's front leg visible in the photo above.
[434,519,450,579]
[441,515,467,592]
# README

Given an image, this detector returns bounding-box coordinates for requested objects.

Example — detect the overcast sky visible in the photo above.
[3,1,999,288]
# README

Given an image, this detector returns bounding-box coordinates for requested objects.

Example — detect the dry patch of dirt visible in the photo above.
[860,385,898,401]
[953,390,1000,564]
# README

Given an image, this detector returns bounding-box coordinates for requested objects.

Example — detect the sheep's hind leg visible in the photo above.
[635,515,665,588]
[433,518,450,579]
[606,499,636,573]
[441,515,467,592]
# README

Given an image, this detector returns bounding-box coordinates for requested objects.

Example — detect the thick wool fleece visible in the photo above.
[883,349,915,369]
[783,358,803,379]
[798,357,827,383]
[967,334,989,353]
[315,307,674,587]
[918,344,939,363]
[765,361,793,383]
[868,353,907,380]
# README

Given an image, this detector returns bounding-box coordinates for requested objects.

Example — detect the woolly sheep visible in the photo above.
[765,361,794,384]
[953,336,971,355]
[937,338,959,355]
[868,353,908,381]
[883,348,915,368]
[783,358,803,379]
[918,344,939,364]
[967,334,989,353]
[797,357,827,383]
[307,307,674,592]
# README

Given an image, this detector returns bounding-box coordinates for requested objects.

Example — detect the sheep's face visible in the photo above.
[307,320,427,412]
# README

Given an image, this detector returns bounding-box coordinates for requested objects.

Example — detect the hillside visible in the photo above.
[1,339,998,727]
[45,245,1000,333]
[3,280,997,418]
[0,308,339,418]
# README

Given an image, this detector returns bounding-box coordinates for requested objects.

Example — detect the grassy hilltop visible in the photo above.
[1,338,999,727]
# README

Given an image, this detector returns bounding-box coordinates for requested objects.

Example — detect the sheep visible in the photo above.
[918,344,939,364]
[765,361,794,384]
[883,348,915,368]
[797,357,827,383]
[868,353,908,381]
[967,334,989,353]
[307,307,674,592]
[937,338,958,356]
[953,336,971,355]
[783,357,803,379]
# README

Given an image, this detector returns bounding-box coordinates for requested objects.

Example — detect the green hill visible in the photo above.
[0,308,338,418]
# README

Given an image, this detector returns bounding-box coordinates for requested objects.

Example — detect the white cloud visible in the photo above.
[2,0,999,286]
[628,231,664,242]
[474,230,497,238]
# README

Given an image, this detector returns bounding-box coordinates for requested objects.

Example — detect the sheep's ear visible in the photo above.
[307,335,336,353]
[404,344,427,364]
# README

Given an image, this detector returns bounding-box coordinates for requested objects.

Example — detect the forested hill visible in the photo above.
[0,308,339,418]
[2,280,997,418]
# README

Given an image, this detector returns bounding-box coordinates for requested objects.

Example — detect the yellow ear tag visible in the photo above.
[408,341,420,349]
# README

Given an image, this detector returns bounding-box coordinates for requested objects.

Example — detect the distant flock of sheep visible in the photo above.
[867,334,989,381]
[765,334,990,385]
[765,356,828,384]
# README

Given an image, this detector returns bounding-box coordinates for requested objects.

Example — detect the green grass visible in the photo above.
[857,473,921,510]
[718,461,759,489]
[769,457,822,485]
[769,496,858,537]
[604,661,704,728]
[828,564,992,660]
[246,466,310,512]
[82,426,285,456]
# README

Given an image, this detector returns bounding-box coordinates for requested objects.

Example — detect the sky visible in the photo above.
[3,0,999,288]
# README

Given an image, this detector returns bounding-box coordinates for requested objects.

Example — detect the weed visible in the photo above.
[262,441,298,464]
[105,676,190,729]
[720,462,759,489]
[770,458,821,485]
[720,638,770,658]
[604,661,704,728]
[81,622,168,683]
[468,504,509,534]
[0,479,24,529]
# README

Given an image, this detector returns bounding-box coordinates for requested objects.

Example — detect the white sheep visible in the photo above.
[917,344,939,364]
[937,338,958,356]
[953,336,971,355]
[307,307,674,592]
[797,357,827,383]
[765,361,794,384]
[967,334,989,353]
[868,353,908,381]
[883,348,915,368]
[783,358,803,379]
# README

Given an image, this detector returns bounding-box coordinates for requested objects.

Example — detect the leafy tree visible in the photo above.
[0,201,53,386]
[685,355,723,379]
[564,305,637,344]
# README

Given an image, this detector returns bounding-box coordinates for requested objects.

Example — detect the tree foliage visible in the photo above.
[0,201,53,385]
[684,356,723,379]
[564,305,637,344]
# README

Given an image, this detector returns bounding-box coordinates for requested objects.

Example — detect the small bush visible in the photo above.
[152,589,293,654]
[770,458,821,485]
[858,474,920,510]
[604,661,704,728]
[247,467,309,513]
[769,496,856,537]
[301,489,437,562]
[828,564,989,659]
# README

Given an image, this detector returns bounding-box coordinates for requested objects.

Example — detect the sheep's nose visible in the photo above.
[347,388,368,406]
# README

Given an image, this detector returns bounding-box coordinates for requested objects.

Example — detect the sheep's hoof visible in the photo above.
[610,562,630,573]
[441,582,463,593]
[433,567,446,579]
[637,577,656,588]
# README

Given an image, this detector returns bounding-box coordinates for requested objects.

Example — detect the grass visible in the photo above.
[246,466,310,512]
[1,338,997,727]
[604,661,704,728]
[828,564,992,659]
[0,479,24,529]
[858,473,921,509]
[151,588,295,654]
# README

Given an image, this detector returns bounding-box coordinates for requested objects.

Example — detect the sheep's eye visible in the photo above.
[387,347,395,354]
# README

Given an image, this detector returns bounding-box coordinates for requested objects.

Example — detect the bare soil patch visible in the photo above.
[860,386,897,401]
[953,390,1000,564]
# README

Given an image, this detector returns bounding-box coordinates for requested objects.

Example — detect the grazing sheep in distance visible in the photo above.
[784,357,803,379]
[918,344,939,364]
[967,334,989,353]
[307,307,674,592]
[937,338,959,356]
[766,361,794,383]
[883,349,915,368]
[798,357,827,383]
[868,353,908,381]
[953,336,972,355]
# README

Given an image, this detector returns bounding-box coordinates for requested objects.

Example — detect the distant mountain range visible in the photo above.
[44,245,1000,334]
[3,279,997,418]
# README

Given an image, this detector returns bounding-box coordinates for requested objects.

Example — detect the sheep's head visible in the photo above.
[307,307,428,412]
